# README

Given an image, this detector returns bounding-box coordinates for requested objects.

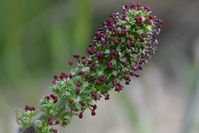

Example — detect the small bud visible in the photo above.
[68,60,74,65]
[76,82,81,87]
[76,89,80,95]
[50,94,58,103]
[70,106,76,111]
[80,102,86,108]
[55,120,60,125]
[73,54,80,59]
[53,75,58,80]
[78,70,83,75]
[96,51,103,59]
[48,121,53,125]
[111,37,119,44]
[135,16,143,25]
[81,59,87,64]
[68,98,74,103]
[48,116,52,122]
[45,96,50,101]
[91,110,96,116]
[87,47,95,55]
[105,94,110,100]
[79,112,83,119]
[93,104,97,110]
[87,60,92,64]
[24,105,35,111]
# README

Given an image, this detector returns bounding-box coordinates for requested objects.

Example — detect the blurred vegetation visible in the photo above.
[0,0,92,99]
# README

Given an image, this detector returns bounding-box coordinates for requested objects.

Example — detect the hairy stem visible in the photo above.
[17,126,37,133]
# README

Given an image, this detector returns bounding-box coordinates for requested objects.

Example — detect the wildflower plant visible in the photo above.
[16,2,162,133]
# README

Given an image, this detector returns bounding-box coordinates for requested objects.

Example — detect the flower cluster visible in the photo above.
[16,2,162,133]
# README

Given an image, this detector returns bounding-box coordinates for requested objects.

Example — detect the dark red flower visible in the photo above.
[76,89,80,95]
[114,82,123,92]
[135,16,143,25]
[76,82,81,87]
[91,110,96,116]
[55,120,60,125]
[96,51,103,59]
[24,105,35,111]
[93,104,97,110]
[79,112,83,119]
[68,60,74,65]
[87,47,95,55]
[73,54,80,59]
[68,98,74,103]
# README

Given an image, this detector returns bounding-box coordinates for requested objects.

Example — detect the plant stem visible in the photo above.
[17,126,37,133]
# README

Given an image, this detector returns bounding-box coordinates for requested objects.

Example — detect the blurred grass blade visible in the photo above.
[71,0,92,54]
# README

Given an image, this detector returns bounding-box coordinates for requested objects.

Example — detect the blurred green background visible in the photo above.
[0,0,199,133]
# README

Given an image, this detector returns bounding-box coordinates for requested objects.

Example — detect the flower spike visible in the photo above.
[17,2,162,133]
